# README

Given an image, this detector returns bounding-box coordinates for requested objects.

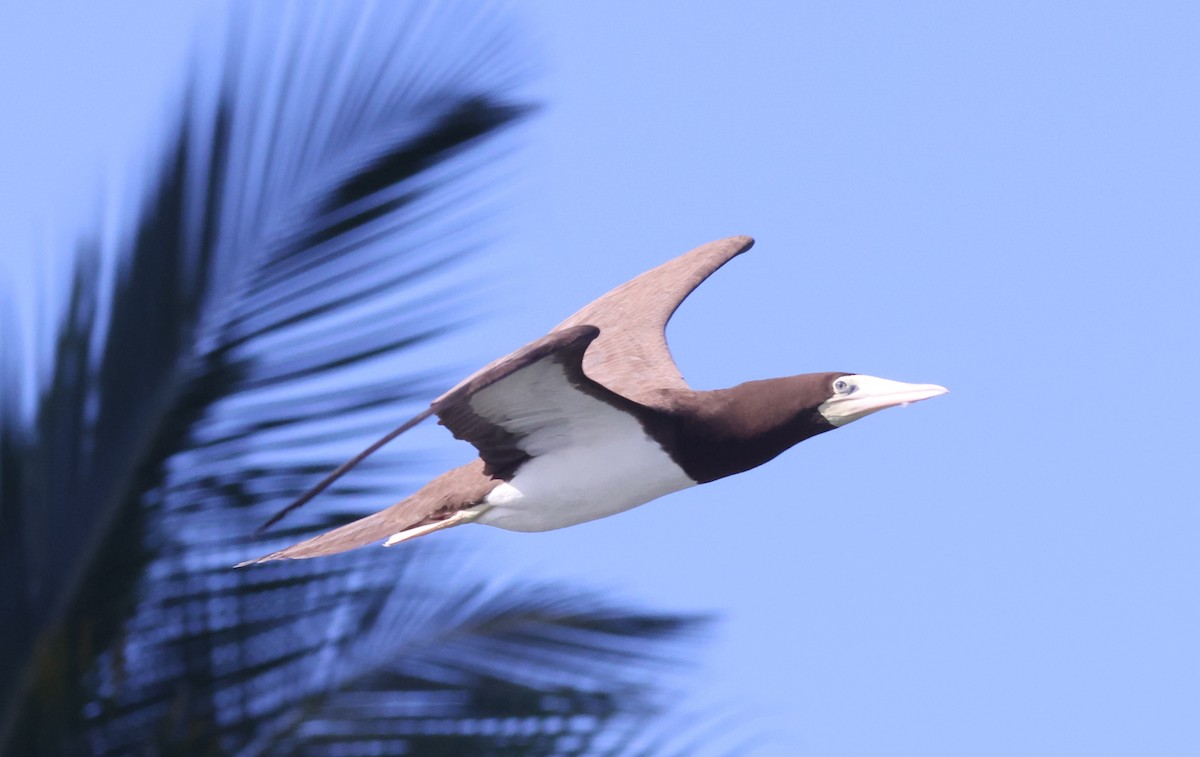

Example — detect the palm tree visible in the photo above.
[0,5,710,754]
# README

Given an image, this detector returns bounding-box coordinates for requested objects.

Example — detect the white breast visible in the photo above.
[478,412,696,532]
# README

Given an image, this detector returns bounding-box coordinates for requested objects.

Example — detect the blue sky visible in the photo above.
[4,3,1199,755]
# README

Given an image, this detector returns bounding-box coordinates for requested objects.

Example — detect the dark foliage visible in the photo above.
[0,5,708,755]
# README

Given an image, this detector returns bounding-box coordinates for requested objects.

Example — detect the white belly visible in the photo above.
[478,432,696,532]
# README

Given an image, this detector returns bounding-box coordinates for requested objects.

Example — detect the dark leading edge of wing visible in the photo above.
[434,325,600,477]
[434,324,655,479]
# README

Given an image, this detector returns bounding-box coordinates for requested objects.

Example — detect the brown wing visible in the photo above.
[241,326,651,563]
[552,235,754,406]
[434,324,652,478]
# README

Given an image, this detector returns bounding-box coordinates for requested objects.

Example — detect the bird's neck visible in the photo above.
[666,376,836,483]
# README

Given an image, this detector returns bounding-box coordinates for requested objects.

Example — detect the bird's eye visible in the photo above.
[833,379,850,394]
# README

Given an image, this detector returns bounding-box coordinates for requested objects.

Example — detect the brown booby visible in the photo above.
[241,236,946,565]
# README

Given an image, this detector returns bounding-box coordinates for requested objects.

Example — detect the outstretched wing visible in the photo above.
[256,237,750,532]
[434,324,654,478]
[552,235,753,407]
[245,326,638,562]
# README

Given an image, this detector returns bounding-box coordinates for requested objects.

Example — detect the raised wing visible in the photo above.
[257,237,751,532]
[434,324,653,478]
[552,235,754,406]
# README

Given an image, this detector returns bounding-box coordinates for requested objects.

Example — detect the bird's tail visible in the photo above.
[237,460,498,565]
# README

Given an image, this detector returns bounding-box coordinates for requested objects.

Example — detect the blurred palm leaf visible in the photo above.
[0,4,708,755]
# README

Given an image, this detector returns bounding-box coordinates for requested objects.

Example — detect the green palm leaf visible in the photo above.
[1,5,709,755]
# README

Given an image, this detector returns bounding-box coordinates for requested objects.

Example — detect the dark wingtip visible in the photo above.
[255,494,313,533]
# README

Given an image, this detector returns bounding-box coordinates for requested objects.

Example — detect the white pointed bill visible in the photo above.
[818,374,948,427]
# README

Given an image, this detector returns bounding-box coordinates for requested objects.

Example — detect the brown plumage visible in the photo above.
[241,236,753,564]
[240,235,947,565]
[246,460,498,562]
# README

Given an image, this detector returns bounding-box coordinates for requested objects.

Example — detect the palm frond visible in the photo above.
[1,4,711,755]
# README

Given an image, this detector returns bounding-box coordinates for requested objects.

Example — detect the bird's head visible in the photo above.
[817,373,948,427]
[673,371,948,482]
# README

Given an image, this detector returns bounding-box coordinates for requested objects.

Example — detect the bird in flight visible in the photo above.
[240,236,946,565]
